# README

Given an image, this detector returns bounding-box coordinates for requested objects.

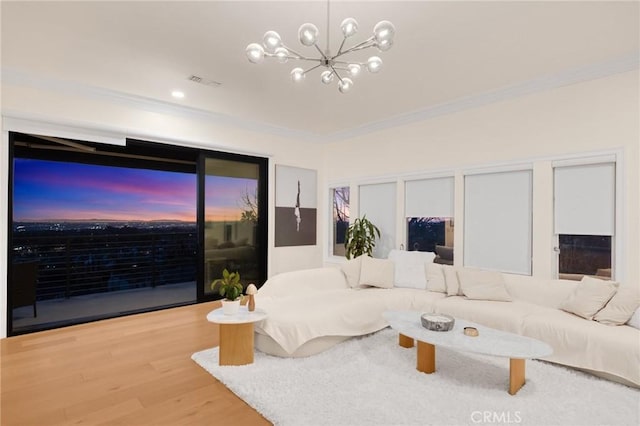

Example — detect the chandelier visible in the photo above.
[245,3,395,94]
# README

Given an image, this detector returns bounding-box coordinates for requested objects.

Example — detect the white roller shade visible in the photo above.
[464,170,532,274]
[359,182,396,258]
[554,163,615,236]
[405,177,454,218]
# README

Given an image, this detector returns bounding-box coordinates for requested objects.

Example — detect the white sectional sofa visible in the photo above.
[254,252,640,388]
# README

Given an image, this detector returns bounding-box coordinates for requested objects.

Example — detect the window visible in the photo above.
[405,177,454,261]
[331,187,350,257]
[8,132,268,335]
[554,162,615,280]
[359,182,396,258]
[558,235,612,279]
[464,169,532,274]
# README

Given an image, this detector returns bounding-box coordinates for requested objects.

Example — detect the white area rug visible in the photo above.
[192,328,639,426]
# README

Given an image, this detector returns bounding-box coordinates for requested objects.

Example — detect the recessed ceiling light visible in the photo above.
[171,90,185,99]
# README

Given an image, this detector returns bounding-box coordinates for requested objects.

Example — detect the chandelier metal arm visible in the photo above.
[303,64,324,75]
[313,44,328,60]
[267,52,323,63]
[329,65,344,83]
[279,44,315,61]
[332,39,377,60]
[336,37,347,56]
[343,36,376,51]
[332,60,364,66]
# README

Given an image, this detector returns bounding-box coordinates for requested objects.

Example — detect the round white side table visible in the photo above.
[207,306,267,366]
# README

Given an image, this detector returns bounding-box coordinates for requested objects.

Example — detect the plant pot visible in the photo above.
[221,299,241,315]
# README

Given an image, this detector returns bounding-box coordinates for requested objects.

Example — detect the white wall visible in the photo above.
[323,71,639,288]
[2,70,638,338]
[0,84,326,337]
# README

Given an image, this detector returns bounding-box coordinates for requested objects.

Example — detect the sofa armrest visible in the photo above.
[257,267,348,298]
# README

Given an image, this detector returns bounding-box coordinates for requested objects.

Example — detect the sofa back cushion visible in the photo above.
[443,265,464,296]
[388,249,435,289]
[503,274,579,309]
[359,256,395,289]
[341,255,365,288]
[457,268,512,301]
[560,276,618,320]
[593,283,639,325]
[425,263,447,293]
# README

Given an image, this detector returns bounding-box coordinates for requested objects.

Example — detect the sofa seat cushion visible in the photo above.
[255,288,444,355]
[522,309,640,386]
[433,297,548,334]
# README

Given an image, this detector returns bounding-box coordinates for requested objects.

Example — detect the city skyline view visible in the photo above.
[13,158,257,223]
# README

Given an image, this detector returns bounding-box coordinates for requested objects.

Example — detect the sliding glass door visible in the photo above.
[7,132,268,335]
[199,154,267,299]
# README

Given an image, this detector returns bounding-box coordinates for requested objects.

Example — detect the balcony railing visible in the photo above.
[13,231,197,301]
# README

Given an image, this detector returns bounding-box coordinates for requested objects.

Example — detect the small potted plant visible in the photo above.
[211,268,244,315]
[344,215,381,259]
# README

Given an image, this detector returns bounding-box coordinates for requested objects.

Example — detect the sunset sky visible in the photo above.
[13,159,257,222]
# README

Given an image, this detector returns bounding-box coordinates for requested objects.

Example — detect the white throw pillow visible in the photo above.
[442,265,463,296]
[594,284,640,326]
[560,276,618,320]
[341,255,364,288]
[425,263,446,293]
[457,268,512,302]
[388,249,435,289]
[359,256,394,289]
[627,307,640,330]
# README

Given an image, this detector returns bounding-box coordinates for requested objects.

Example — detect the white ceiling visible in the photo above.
[2,1,638,139]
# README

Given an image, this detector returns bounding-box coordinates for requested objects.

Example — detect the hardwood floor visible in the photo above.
[1,302,270,425]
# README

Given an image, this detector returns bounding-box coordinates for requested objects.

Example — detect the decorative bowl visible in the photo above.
[421,313,455,331]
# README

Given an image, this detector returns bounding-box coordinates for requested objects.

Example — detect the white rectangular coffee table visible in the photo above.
[383,311,553,395]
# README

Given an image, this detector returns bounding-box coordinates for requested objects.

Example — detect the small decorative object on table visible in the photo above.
[421,313,455,331]
[211,269,243,315]
[246,283,258,312]
[464,326,479,337]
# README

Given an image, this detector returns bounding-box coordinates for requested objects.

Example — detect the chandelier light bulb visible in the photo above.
[263,30,282,52]
[347,63,361,77]
[298,23,319,46]
[275,47,289,63]
[338,77,353,94]
[367,56,383,73]
[321,70,334,84]
[291,67,305,82]
[246,43,265,64]
[377,38,393,52]
[340,18,358,38]
[373,20,395,44]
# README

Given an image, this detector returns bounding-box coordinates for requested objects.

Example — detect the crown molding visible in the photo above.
[323,51,640,143]
[1,68,324,144]
[3,51,638,144]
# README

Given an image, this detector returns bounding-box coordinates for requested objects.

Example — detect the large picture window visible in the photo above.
[330,186,350,257]
[359,182,396,258]
[464,169,532,274]
[405,177,454,262]
[554,162,615,280]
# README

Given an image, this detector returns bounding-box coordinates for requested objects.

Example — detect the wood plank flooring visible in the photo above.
[1,302,270,425]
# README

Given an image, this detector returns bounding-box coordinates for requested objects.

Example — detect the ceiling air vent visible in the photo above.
[188,75,222,87]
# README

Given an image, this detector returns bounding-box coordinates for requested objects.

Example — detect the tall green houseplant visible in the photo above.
[344,215,381,259]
